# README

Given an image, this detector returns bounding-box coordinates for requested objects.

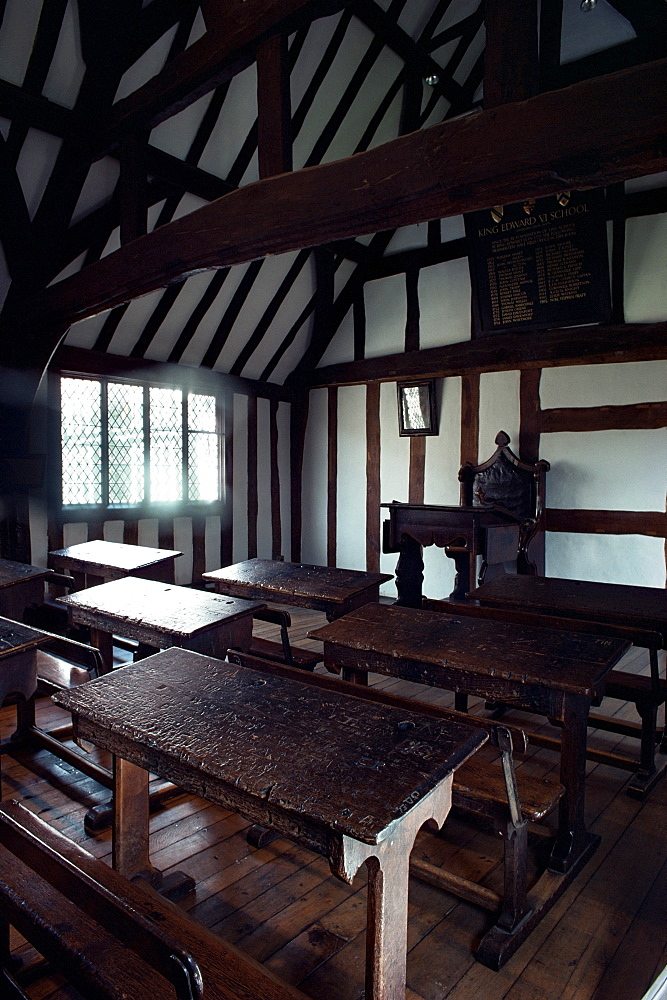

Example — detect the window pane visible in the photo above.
[149,387,182,501]
[108,383,144,504]
[188,394,219,501]
[61,378,102,504]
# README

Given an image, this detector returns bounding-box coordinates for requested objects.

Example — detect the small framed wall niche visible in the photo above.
[397,380,438,436]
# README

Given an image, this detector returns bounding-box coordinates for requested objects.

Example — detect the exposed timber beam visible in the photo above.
[12,58,667,335]
[292,323,667,389]
[96,0,350,156]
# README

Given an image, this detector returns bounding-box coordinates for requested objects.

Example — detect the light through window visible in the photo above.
[60,377,221,507]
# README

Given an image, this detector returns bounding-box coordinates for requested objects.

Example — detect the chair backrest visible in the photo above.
[459,431,549,572]
[459,431,549,523]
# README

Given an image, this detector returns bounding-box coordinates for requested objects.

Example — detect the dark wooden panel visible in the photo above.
[541,402,667,433]
[299,322,667,389]
[409,436,426,505]
[545,509,666,537]
[460,375,480,467]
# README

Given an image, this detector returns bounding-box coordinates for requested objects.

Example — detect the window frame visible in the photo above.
[51,370,225,519]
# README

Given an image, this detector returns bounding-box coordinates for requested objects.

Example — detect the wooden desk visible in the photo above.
[309,602,630,875]
[381,502,522,603]
[57,577,263,672]
[0,617,49,753]
[0,558,52,621]
[55,647,485,1000]
[48,540,183,588]
[203,558,392,621]
[468,574,667,796]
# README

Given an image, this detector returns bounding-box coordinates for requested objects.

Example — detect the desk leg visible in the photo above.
[90,627,114,674]
[394,536,423,609]
[550,695,599,874]
[112,756,195,898]
[334,779,453,1000]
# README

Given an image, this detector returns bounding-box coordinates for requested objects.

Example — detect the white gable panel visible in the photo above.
[290,13,341,110]
[269,315,315,385]
[213,252,306,376]
[319,306,354,367]
[70,157,120,226]
[419,258,472,349]
[178,262,252,368]
[42,0,85,109]
[16,130,63,220]
[364,274,405,358]
[143,271,221,362]
[64,311,112,350]
[198,65,258,180]
[150,92,214,161]
[115,25,178,101]
[0,0,41,87]
[424,378,462,506]
[241,262,317,381]
[105,288,167,356]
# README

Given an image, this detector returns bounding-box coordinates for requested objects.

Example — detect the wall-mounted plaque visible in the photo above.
[465,189,611,336]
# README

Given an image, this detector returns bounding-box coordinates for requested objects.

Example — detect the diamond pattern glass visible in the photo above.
[61,378,102,504]
[149,387,182,502]
[188,393,219,501]
[108,382,144,504]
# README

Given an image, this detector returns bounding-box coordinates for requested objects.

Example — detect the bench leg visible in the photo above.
[496,818,530,932]
[334,778,454,1000]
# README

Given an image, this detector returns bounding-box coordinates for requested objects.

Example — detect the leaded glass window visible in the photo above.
[59,376,221,508]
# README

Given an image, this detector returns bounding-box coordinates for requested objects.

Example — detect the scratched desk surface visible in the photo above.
[203,559,392,618]
[56,648,485,846]
[57,577,263,643]
[0,617,47,655]
[48,540,182,580]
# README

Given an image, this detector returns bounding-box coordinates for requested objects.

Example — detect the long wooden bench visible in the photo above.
[226,649,567,970]
[0,798,306,1000]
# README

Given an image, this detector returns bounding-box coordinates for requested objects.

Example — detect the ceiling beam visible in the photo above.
[293,322,667,389]
[13,57,667,332]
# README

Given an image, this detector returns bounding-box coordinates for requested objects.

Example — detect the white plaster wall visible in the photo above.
[478,370,520,458]
[540,360,667,407]
[205,515,222,572]
[173,517,193,584]
[300,389,328,565]
[546,533,665,588]
[546,429,666,512]
[232,394,248,562]
[277,401,291,562]
[335,385,367,570]
[256,398,273,559]
[378,381,411,597]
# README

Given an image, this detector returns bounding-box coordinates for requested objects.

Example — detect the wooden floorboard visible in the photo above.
[1,606,665,1000]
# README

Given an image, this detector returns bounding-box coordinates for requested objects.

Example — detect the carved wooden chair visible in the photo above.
[458,430,550,578]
